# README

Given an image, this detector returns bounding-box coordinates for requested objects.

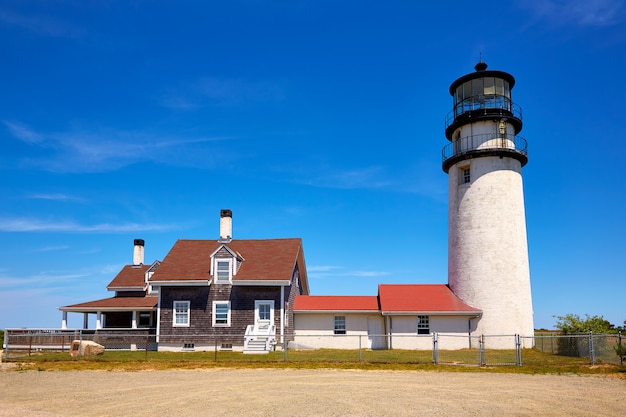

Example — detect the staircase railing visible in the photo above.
[244,324,276,351]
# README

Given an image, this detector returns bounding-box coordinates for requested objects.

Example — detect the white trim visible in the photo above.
[212,301,231,327]
[107,286,146,291]
[233,280,290,286]
[381,311,482,316]
[150,280,212,286]
[295,310,380,314]
[280,286,285,343]
[173,300,191,327]
[209,244,237,259]
[156,289,162,342]
[59,306,157,312]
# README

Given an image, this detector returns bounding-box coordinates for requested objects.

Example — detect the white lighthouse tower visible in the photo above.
[443,61,534,346]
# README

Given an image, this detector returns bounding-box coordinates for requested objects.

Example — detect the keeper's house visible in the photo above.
[60,210,480,352]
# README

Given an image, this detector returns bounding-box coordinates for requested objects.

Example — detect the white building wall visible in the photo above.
[448,155,534,346]
[293,313,380,349]
[388,315,474,350]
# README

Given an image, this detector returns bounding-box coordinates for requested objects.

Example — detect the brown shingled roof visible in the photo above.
[150,238,306,284]
[60,296,158,312]
[106,264,150,289]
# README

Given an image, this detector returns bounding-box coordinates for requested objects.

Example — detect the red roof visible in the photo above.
[294,295,379,312]
[60,296,158,311]
[378,284,480,314]
[150,239,308,289]
[107,264,150,289]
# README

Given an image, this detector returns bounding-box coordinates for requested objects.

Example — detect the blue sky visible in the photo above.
[1,0,625,330]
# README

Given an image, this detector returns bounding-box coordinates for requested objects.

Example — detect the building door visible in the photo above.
[367,317,386,350]
[254,300,274,332]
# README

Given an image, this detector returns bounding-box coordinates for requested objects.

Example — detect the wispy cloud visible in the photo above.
[0,8,84,38]
[160,76,286,110]
[308,265,390,279]
[299,166,395,190]
[0,272,89,289]
[28,193,84,202]
[520,0,625,27]
[3,120,232,172]
[3,120,43,144]
[0,218,175,233]
[32,245,70,253]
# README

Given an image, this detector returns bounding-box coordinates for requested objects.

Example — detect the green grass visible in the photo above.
[5,348,625,376]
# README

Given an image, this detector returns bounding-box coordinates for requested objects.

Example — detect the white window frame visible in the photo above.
[254,300,275,325]
[212,301,231,327]
[173,300,190,327]
[417,315,430,335]
[334,315,346,335]
[214,258,233,284]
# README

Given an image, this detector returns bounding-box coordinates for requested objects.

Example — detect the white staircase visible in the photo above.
[243,323,276,354]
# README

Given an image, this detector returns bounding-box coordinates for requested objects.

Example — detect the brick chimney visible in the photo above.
[219,209,232,242]
[133,239,145,265]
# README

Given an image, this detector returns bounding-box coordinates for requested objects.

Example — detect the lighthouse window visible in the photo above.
[484,77,495,95]
[495,79,504,96]
[461,167,471,184]
[472,78,484,96]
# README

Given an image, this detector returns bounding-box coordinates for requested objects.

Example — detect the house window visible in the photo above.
[259,303,271,321]
[417,315,430,335]
[213,301,231,326]
[138,312,151,327]
[173,301,190,327]
[215,259,232,283]
[334,316,346,335]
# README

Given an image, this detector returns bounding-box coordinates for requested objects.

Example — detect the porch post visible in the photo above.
[131,311,138,329]
[61,311,68,329]
[96,312,102,330]
[280,285,285,344]
[83,313,89,329]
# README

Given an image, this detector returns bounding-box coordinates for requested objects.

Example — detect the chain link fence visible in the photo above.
[3,329,624,366]
[533,332,624,366]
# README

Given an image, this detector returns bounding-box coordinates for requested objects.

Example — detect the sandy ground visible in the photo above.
[1,365,625,417]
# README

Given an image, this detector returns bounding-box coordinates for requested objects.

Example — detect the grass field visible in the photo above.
[4,348,624,377]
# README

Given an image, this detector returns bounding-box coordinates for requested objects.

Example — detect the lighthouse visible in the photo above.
[443,61,534,346]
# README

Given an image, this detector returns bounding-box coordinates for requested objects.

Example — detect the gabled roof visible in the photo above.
[150,238,309,291]
[378,284,481,315]
[106,264,151,290]
[59,296,158,312]
[294,295,379,312]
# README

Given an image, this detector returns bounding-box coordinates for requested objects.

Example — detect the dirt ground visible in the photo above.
[1,365,625,416]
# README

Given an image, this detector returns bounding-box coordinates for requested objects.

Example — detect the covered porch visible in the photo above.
[59,296,158,330]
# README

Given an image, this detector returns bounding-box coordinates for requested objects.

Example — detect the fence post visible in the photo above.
[283,337,287,362]
[479,335,484,366]
[619,331,623,367]
[589,331,595,366]
[359,335,362,363]
[516,334,522,366]
[4,330,8,361]
[432,333,438,365]
[79,329,83,358]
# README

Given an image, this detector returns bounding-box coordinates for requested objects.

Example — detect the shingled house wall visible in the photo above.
[158,285,290,350]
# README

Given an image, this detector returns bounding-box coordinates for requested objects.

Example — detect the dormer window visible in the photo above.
[215,258,232,283]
